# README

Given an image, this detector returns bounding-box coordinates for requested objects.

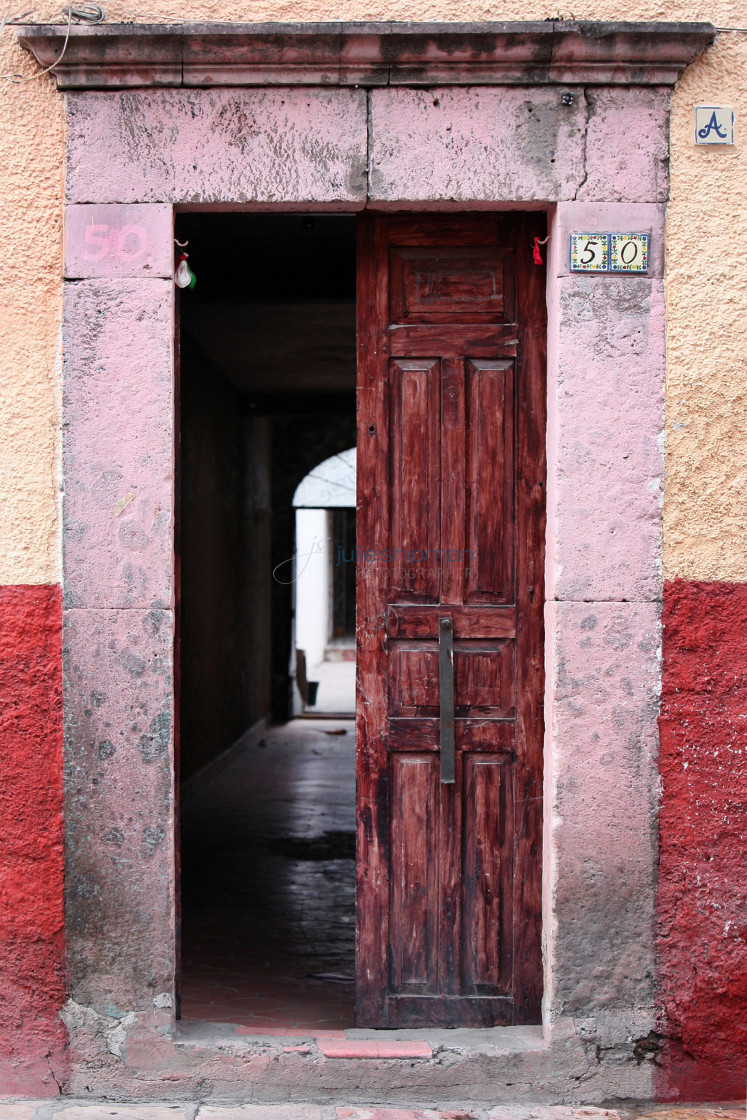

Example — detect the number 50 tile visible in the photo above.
[570,232,649,274]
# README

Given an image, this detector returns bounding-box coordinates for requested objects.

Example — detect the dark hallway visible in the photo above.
[177,214,357,1029]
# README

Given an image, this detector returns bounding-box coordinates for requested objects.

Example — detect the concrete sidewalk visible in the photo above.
[0,1102,743,1120]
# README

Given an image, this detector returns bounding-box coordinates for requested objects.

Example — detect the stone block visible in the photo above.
[579,87,670,203]
[234,1026,347,1037]
[56,1110,188,1120]
[545,601,659,1021]
[63,278,174,609]
[337,1111,442,1120]
[636,1112,744,1120]
[63,607,175,1011]
[369,87,586,202]
[546,276,664,602]
[199,1109,324,1120]
[320,1039,433,1059]
[66,89,368,205]
[65,204,173,278]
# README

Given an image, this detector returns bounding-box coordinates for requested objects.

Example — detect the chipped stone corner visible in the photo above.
[59,999,183,1095]
[60,999,169,1061]
[545,1013,658,1098]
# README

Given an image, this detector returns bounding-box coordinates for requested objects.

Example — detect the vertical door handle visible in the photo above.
[439,616,455,784]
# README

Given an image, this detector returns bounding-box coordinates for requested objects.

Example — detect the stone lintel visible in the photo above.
[18,20,715,91]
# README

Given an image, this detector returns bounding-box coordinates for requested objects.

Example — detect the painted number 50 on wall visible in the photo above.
[64,204,172,280]
[82,223,149,262]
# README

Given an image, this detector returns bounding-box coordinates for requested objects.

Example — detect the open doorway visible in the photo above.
[177,211,545,1032]
[177,213,357,1029]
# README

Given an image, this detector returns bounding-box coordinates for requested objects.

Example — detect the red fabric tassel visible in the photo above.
[533,237,544,265]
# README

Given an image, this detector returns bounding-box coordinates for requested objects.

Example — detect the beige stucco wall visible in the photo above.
[665,32,747,583]
[0,37,63,586]
[1,1,745,585]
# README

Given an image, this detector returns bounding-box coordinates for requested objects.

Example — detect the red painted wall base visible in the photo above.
[657,579,747,1101]
[0,585,67,1095]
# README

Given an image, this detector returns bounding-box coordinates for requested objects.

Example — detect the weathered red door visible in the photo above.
[356,214,546,1027]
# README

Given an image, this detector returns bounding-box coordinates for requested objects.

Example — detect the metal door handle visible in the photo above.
[439,616,455,784]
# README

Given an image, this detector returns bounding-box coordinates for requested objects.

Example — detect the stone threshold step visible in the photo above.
[178,1021,546,1058]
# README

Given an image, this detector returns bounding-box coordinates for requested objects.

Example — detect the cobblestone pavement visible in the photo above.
[0,1102,743,1120]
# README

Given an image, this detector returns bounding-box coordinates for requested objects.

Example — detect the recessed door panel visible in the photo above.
[388,754,440,994]
[390,641,515,717]
[389,359,441,602]
[461,753,513,995]
[466,360,515,603]
[390,247,509,322]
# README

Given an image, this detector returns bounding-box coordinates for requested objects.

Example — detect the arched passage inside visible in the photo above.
[177,213,357,1030]
[292,447,356,716]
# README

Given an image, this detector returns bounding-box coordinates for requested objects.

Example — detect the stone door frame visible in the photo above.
[22,19,714,1100]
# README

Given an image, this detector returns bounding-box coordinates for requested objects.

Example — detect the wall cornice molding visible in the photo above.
[18,20,715,91]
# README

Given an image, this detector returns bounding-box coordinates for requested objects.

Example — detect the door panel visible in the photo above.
[389,246,510,322]
[388,753,439,994]
[356,214,546,1027]
[466,359,515,602]
[461,752,513,995]
[389,358,441,602]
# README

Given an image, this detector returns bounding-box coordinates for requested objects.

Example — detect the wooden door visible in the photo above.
[355,215,546,1028]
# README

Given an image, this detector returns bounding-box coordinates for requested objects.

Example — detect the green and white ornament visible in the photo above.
[175,253,196,289]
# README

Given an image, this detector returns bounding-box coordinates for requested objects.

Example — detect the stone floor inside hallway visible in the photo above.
[180,719,356,1032]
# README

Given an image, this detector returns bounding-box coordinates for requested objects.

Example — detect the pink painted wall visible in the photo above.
[62,206,177,1014]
